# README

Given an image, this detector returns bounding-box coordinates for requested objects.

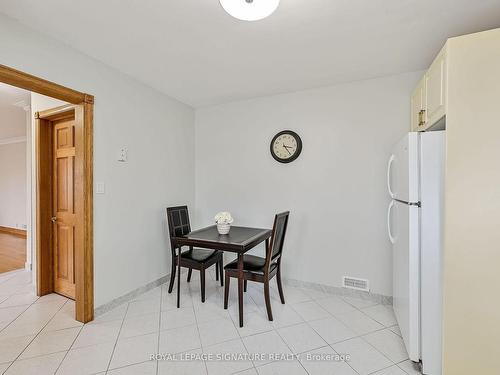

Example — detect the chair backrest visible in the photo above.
[265,211,290,267]
[166,206,191,254]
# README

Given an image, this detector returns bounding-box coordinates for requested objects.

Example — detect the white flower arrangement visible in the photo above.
[214,211,234,225]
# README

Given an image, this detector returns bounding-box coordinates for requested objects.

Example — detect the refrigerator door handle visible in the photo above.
[387,154,396,198]
[387,200,396,244]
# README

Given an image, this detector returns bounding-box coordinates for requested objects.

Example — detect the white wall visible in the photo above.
[0,141,27,229]
[195,72,422,296]
[0,14,195,307]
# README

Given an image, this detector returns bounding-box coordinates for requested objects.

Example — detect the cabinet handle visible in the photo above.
[418,109,426,127]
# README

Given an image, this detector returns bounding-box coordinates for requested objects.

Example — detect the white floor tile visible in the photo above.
[363,329,408,362]
[234,311,273,337]
[242,330,292,366]
[43,303,83,332]
[57,342,115,375]
[0,362,11,373]
[299,346,357,375]
[277,323,327,354]
[131,287,162,302]
[20,327,81,359]
[335,309,384,335]
[290,301,330,322]
[315,296,357,316]
[5,351,66,375]
[342,296,379,309]
[120,312,159,339]
[194,304,232,325]
[109,333,158,369]
[0,318,47,340]
[159,324,201,354]
[197,318,239,347]
[157,348,207,375]
[256,360,307,375]
[233,368,258,375]
[72,319,122,348]
[389,325,402,337]
[161,292,193,311]
[107,361,157,374]
[0,293,38,308]
[203,338,253,375]
[91,304,127,325]
[262,303,304,329]
[161,307,196,330]
[332,337,392,375]
[372,365,409,375]
[397,359,422,374]
[0,271,411,375]
[126,299,161,318]
[0,305,29,323]
[308,316,357,344]
[0,334,35,363]
[361,305,397,327]
[276,287,311,305]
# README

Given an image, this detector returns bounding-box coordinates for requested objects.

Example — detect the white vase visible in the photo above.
[217,223,231,235]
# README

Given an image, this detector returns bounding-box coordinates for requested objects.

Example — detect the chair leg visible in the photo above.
[244,279,247,292]
[168,258,176,293]
[200,268,206,303]
[224,274,230,309]
[215,262,219,281]
[219,258,224,287]
[264,280,273,321]
[176,252,181,308]
[187,268,193,282]
[276,264,285,304]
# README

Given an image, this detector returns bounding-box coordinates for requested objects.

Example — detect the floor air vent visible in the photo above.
[343,276,370,292]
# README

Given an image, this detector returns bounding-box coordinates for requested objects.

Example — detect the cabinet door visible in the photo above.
[411,77,426,131]
[425,49,447,126]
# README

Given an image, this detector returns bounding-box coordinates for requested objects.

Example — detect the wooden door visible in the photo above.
[52,116,77,299]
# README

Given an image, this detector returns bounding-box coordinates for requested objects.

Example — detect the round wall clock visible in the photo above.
[270,130,303,163]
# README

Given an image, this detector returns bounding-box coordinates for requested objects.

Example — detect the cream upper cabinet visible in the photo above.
[425,48,447,127]
[411,77,427,131]
[411,45,448,131]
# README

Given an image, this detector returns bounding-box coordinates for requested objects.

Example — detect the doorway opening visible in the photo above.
[0,64,94,323]
[0,83,29,273]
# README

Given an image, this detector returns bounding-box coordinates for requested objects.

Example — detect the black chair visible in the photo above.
[224,211,289,321]
[166,206,223,307]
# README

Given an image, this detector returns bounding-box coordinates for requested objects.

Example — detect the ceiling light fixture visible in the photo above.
[219,0,280,21]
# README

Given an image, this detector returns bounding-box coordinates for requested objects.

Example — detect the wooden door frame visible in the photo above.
[0,64,94,323]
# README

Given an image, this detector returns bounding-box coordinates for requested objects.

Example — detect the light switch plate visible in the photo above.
[96,182,105,194]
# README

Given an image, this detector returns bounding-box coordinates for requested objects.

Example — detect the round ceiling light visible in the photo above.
[219,0,280,21]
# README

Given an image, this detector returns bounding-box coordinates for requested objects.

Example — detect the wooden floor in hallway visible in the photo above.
[0,231,26,273]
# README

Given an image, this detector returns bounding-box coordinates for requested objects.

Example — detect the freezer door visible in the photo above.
[387,133,419,203]
[390,200,420,362]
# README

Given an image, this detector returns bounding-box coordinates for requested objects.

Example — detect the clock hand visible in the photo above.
[283,144,292,155]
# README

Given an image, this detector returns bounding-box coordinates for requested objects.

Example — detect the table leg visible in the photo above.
[237,253,244,327]
[177,247,181,308]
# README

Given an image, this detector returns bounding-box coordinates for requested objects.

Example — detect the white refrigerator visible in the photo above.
[387,131,445,375]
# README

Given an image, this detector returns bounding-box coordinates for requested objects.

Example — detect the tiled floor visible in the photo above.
[0,269,422,375]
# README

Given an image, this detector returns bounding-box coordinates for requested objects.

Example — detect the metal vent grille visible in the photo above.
[343,276,370,292]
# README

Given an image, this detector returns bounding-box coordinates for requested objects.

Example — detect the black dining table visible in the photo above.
[173,225,272,327]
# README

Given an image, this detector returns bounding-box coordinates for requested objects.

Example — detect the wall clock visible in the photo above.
[270,130,303,163]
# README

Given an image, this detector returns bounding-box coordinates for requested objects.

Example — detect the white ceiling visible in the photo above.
[1,0,499,107]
